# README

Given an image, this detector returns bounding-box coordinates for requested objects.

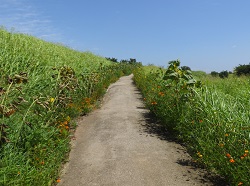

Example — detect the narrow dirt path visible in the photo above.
[58,75,214,186]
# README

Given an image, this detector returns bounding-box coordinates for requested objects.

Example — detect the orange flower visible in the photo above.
[158,92,164,96]
[40,161,45,165]
[219,143,224,147]
[226,153,231,158]
[225,133,229,137]
[199,120,203,123]
[62,121,68,125]
[238,182,243,186]
[151,101,157,105]
[85,98,91,104]
[229,158,235,163]
[56,179,61,183]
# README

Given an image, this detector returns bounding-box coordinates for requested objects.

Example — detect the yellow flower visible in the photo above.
[197,152,203,158]
[65,116,71,122]
[50,97,55,103]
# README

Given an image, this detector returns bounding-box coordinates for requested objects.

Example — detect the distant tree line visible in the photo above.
[210,63,250,78]
[210,71,230,78]
[105,57,118,63]
[105,57,142,66]
[106,58,250,79]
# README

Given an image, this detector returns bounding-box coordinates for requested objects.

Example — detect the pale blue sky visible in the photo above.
[1,0,250,72]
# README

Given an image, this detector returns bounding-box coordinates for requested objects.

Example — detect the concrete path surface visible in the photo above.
[58,75,215,186]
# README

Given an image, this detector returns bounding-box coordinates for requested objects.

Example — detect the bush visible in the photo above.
[234,64,250,76]
[211,71,219,77]
[219,70,229,78]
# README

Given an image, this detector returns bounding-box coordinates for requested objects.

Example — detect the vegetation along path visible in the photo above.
[58,75,214,186]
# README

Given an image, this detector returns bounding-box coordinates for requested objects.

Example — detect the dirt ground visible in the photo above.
[58,75,224,186]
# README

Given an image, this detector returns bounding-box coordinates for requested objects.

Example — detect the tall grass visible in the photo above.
[133,63,250,185]
[0,28,136,185]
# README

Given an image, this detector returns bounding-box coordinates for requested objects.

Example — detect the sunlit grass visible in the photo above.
[133,64,250,185]
[0,28,137,185]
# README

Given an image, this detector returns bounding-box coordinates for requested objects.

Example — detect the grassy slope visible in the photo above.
[0,29,131,185]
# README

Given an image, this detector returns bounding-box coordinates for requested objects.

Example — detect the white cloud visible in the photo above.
[0,0,61,42]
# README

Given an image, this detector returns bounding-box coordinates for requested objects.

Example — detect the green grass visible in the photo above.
[133,63,250,186]
[0,28,137,185]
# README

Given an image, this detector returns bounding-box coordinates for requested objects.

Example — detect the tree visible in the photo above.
[120,59,129,63]
[234,64,250,76]
[129,58,136,64]
[105,57,118,63]
[219,71,229,78]
[211,71,219,77]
